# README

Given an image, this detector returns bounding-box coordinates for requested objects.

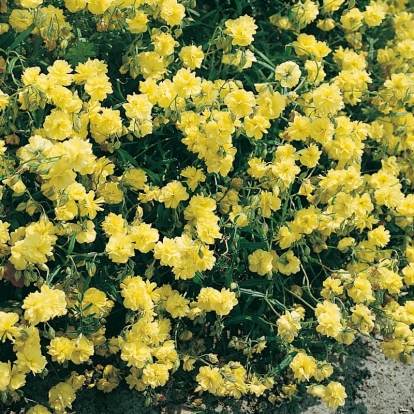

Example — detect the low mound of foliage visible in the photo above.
[1,0,414,412]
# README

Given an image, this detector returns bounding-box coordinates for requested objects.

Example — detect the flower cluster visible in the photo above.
[1,0,414,411]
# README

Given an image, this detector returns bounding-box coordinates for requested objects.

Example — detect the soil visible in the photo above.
[63,336,414,414]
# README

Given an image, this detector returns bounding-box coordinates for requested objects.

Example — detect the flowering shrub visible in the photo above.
[1,0,414,412]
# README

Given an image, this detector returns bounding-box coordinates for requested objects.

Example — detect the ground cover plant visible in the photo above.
[0,0,414,412]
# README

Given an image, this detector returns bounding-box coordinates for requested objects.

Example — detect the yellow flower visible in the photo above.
[276,250,301,276]
[256,87,286,119]
[286,114,311,141]
[87,0,113,14]
[70,336,94,364]
[78,190,105,218]
[299,144,321,168]
[64,0,87,12]
[126,10,148,34]
[0,311,20,342]
[0,23,9,34]
[312,83,344,116]
[48,382,76,412]
[121,340,152,368]
[275,225,302,249]
[102,212,127,237]
[321,381,347,409]
[63,137,94,171]
[378,266,403,294]
[229,205,249,227]
[73,59,108,84]
[316,18,335,31]
[248,249,273,276]
[97,365,120,393]
[322,0,345,13]
[142,363,169,388]
[130,222,159,253]
[275,61,302,88]
[347,275,375,303]
[106,233,135,264]
[315,300,342,338]
[73,220,96,243]
[351,304,375,334]
[337,237,356,251]
[9,9,34,32]
[0,361,11,391]
[320,277,344,300]
[179,45,204,70]
[290,0,319,29]
[0,89,10,111]
[215,288,238,316]
[43,109,73,140]
[47,337,74,364]
[137,51,167,81]
[402,264,414,286]
[27,405,52,414]
[160,0,186,26]
[304,61,326,87]
[165,291,190,318]
[291,206,319,235]
[256,190,281,217]
[22,285,67,325]
[182,355,196,371]
[47,60,73,86]
[123,94,152,120]
[341,8,364,32]
[289,352,317,382]
[367,225,390,247]
[271,157,300,187]
[292,34,318,59]
[195,366,222,394]
[244,114,271,140]
[277,309,303,343]
[159,181,189,208]
[224,15,258,46]
[314,361,333,381]
[151,31,176,56]
[180,167,206,191]
[84,74,113,101]
[173,68,202,98]
[224,89,256,118]
[16,345,47,374]
[81,287,114,318]
[121,276,155,313]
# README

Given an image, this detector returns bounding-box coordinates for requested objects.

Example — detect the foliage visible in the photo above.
[0,0,414,412]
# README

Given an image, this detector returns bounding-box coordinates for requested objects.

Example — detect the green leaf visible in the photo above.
[239,240,268,249]
[64,41,97,66]
[67,232,77,255]
[9,23,36,50]
[193,271,204,286]
[267,351,298,376]
[239,288,265,298]
[116,148,138,167]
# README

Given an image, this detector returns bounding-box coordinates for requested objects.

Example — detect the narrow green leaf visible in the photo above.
[117,148,138,167]
[239,288,265,298]
[239,241,268,249]
[9,23,35,50]
[67,232,77,255]
[267,351,298,376]
[193,271,204,286]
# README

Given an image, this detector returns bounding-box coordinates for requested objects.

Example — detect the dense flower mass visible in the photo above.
[1,0,414,411]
